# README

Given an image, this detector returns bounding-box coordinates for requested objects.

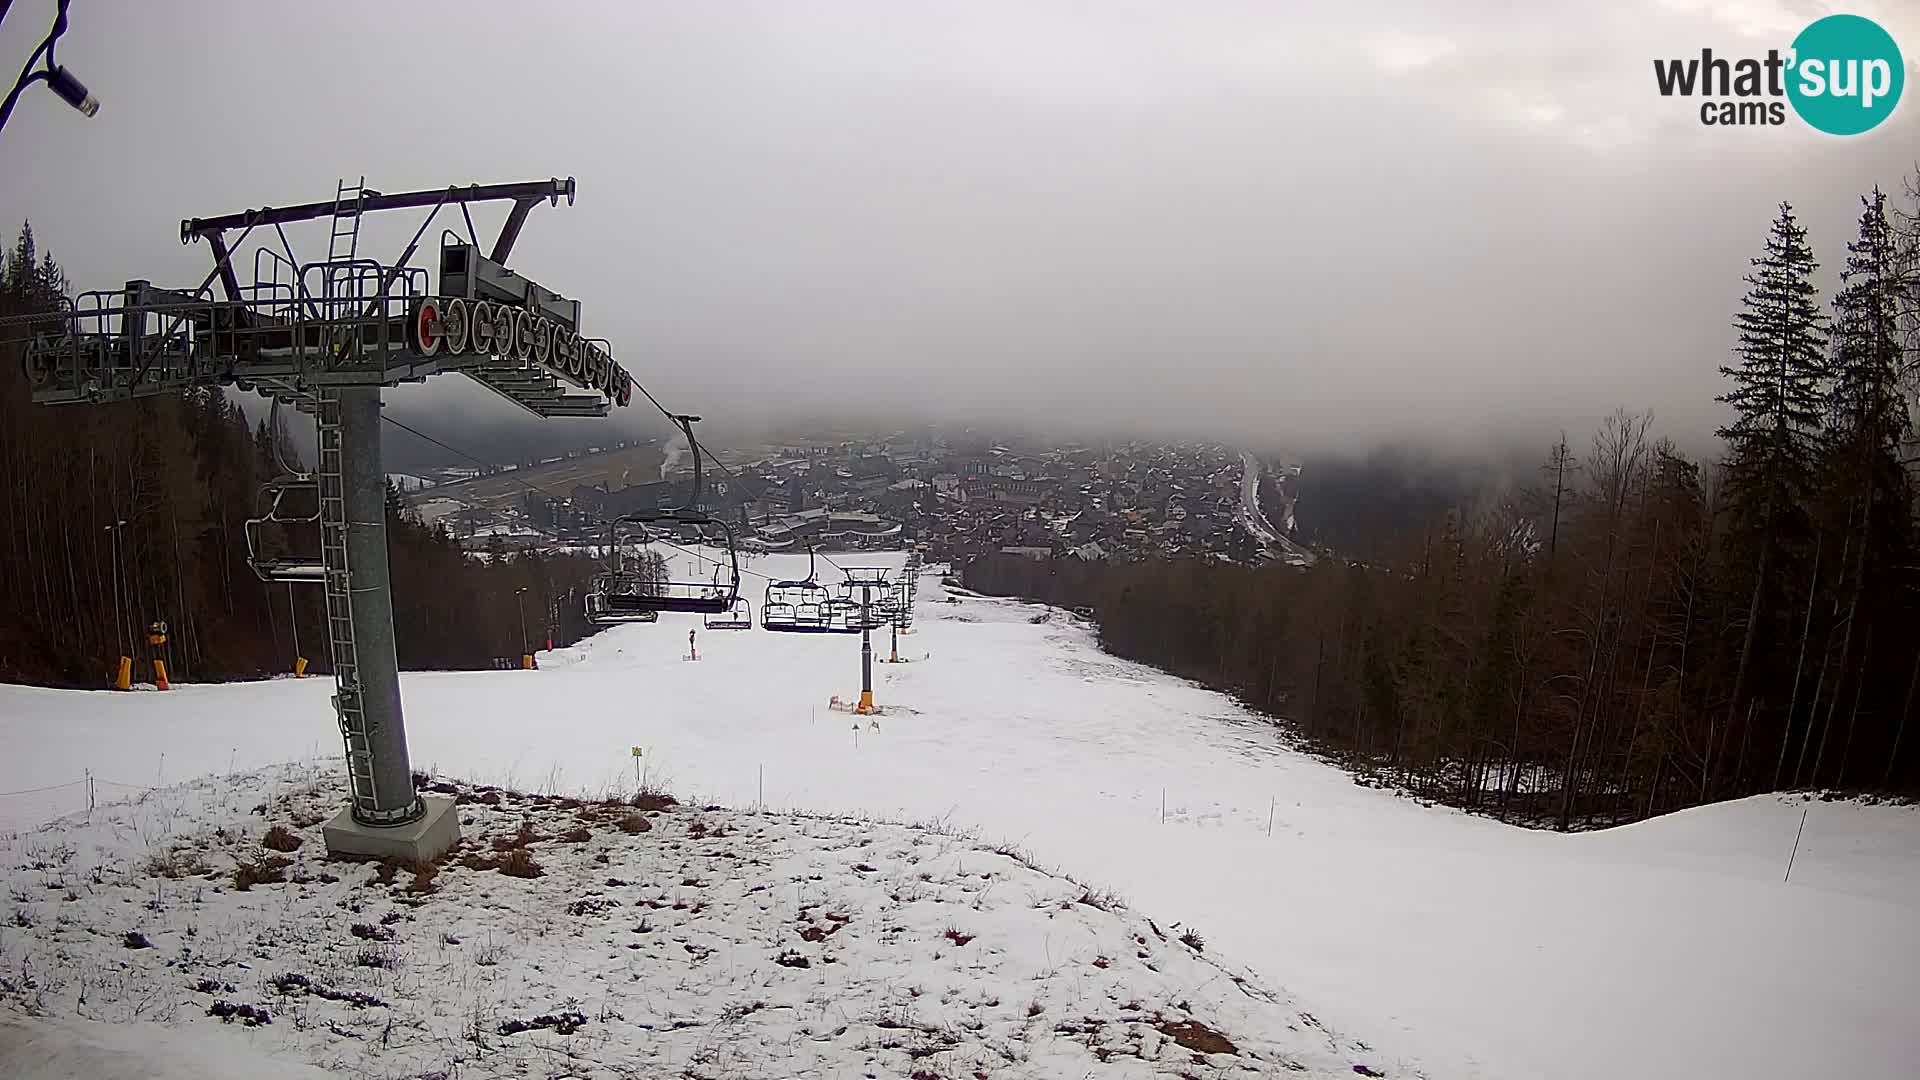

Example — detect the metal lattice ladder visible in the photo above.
[327,177,366,263]
[315,393,376,812]
[323,178,367,327]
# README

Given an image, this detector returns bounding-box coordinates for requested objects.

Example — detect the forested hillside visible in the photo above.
[968,188,1920,826]
[1290,444,1506,561]
[0,227,602,686]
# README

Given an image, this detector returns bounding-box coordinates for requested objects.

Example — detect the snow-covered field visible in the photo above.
[3,549,1917,1080]
[2,766,1375,1078]
[385,473,437,493]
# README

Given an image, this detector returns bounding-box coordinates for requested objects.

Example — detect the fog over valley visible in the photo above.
[6,1,1916,459]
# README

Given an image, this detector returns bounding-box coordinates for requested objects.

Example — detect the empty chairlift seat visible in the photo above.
[585,571,663,625]
[759,545,839,633]
[245,476,328,583]
[705,596,752,630]
[613,509,740,615]
[763,580,833,632]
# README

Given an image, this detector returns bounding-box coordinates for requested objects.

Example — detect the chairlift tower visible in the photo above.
[841,567,892,714]
[5,177,636,863]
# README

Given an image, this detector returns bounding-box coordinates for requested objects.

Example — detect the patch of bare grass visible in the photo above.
[232,856,290,891]
[146,848,210,880]
[261,826,303,853]
[629,789,678,812]
[1154,1017,1236,1056]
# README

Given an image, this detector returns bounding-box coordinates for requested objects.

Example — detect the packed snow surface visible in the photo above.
[2,766,1370,1078]
[3,548,1917,1080]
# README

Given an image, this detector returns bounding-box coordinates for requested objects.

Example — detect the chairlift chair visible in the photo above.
[877,578,914,617]
[760,592,798,630]
[822,594,862,633]
[615,509,739,614]
[244,399,328,584]
[584,576,661,625]
[244,475,326,583]
[762,580,832,631]
[825,586,887,632]
[705,595,753,630]
[606,414,741,615]
[583,518,666,625]
[759,545,834,632]
[794,597,825,628]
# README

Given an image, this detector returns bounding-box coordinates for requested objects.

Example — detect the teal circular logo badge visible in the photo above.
[1786,14,1904,135]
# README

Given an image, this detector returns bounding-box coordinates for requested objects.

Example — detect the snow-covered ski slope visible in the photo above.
[3,547,1916,1080]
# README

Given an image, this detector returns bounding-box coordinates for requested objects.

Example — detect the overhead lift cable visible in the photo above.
[375,413,779,584]
[619,372,864,578]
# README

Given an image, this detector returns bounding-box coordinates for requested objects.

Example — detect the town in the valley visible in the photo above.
[398,429,1318,567]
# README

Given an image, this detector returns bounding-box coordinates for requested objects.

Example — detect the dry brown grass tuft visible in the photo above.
[491,820,541,851]
[498,848,541,879]
[629,790,678,812]
[459,846,541,878]
[146,848,209,879]
[262,826,303,853]
[233,856,290,891]
[1154,1017,1236,1056]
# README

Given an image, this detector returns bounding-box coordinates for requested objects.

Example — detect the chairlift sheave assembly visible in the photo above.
[826,579,889,632]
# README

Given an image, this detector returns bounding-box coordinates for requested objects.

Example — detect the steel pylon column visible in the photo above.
[857,586,875,713]
[333,386,423,826]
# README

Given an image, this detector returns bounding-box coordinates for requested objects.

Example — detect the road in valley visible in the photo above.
[1239,450,1312,564]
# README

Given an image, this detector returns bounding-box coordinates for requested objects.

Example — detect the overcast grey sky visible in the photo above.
[3,1,1916,455]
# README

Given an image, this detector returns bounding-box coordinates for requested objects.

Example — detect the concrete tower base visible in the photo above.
[322,796,460,863]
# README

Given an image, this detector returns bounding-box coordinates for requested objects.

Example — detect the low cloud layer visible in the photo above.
[4,1,1916,456]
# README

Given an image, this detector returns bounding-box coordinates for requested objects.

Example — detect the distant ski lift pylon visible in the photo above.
[830,576,891,632]
[889,582,915,630]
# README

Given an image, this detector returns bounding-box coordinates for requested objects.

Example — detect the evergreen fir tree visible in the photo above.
[1716,203,1828,725]
[1826,189,1907,463]
[1801,190,1913,787]
[1719,203,1828,520]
